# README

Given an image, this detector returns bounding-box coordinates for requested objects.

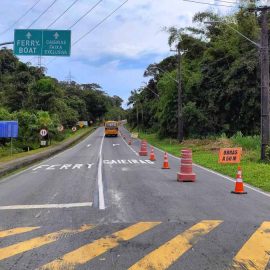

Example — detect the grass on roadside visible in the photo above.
[0,127,93,163]
[138,132,270,192]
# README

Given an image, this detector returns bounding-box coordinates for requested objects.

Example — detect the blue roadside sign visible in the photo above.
[0,121,19,138]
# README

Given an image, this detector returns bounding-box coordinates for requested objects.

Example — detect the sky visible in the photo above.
[0,0,238,106]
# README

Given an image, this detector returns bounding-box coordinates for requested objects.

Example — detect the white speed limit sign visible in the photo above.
[72,126,77,132]
[40,129,48,137]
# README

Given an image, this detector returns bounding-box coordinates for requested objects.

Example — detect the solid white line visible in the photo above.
[120,133,139,156]
[193,163,270,198]
[151,145,180,160]
[98,135,105,210]
[122,128,270,199]
[0,202,93,210]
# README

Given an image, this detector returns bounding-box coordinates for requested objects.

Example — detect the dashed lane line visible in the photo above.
[0,202,93,210]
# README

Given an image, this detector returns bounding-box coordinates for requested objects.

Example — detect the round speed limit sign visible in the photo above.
[40,129,48,137]
[72,126,77,132]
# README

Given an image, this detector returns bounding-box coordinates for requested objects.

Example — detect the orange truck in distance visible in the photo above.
[104,121,118,137]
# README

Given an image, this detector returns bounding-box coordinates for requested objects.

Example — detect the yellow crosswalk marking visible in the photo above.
[231,221,270,270]
[40,222,161,270]
[128,220,222,270]
[0,224,94,261]
[0,227,39,238]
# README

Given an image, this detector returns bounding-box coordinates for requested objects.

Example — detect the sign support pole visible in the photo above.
[10,138,13,156]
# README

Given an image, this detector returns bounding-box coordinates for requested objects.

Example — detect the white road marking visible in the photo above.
[72,164,83,169]
[120,133,139,156]
[113,143,120,147]
[193,163,270,198]
[0,202,93,210]
[33,165,50,171]
[98,135,105,210]
[151,145,180,160]
[46,164,61,170]
[87,144,92,147]
[32,163,95,171]
[145,160,155,164]
[87,163,94,169]
[103,160,155,165]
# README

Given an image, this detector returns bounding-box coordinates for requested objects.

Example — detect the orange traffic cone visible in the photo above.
[231,166,247,194]
[149,147,156,161]
[162,152,170,169]
[128,139,132,145]
[123,135,126,140]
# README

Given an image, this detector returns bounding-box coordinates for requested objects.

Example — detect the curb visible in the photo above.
[0,128,93,178]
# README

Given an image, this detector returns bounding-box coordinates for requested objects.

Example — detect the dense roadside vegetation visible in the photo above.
[127,7,270,189]
[127,9,261,139]
[0,49,126,157]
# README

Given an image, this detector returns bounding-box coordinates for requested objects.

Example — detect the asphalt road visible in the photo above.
[0,126,270,270]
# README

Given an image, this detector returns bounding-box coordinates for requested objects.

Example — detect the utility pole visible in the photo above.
[248,6,270,160]
[177,46,183,142]
[171,47,184,142]
[204,13,269,160]
[260,7,270,160]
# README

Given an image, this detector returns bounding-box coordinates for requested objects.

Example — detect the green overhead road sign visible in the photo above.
[14,29,71,56]
[42,30,71,56]
[14,30,42,55]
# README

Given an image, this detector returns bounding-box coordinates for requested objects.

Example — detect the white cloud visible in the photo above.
[0,0,237,99]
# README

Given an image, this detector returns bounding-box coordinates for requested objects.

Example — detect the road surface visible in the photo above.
[0,126,270,270]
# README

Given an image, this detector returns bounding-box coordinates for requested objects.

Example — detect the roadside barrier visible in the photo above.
[139,140,148,156]
[149,147,156,161]
[177,149,196,182]
[162,152,170,169]
[231,166,247,194]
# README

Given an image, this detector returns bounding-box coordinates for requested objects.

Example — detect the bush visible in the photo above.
[265,146,270,162]
[231,131,260,150]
